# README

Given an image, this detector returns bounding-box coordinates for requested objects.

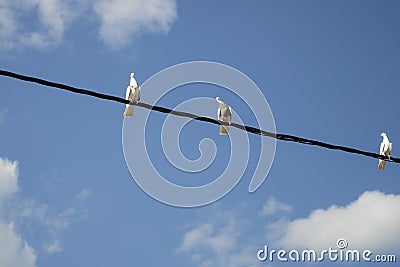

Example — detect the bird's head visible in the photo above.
[130,73,135,79]
[216,97,221,103]
[381,132,387,137]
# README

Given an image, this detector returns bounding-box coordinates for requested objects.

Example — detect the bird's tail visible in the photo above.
[378,159,386,170]
[220,125,229,135]
[124,104,134,117]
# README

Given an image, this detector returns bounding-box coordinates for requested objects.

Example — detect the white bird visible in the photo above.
[378,132,392,170]
[124,72,141,117]
[216,97,232,135]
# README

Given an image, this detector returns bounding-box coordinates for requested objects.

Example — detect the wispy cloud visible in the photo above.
[76,188,93,201]
[177,212,261,267]
[20,201,75,233]
[44,240,63,254]
[94,0,177,49]
[274,191,400,252]
[259,197,292,216]
[0,156,90,264]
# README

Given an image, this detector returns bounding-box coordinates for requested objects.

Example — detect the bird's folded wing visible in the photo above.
[126,86,132,100]
[380,142,385,155]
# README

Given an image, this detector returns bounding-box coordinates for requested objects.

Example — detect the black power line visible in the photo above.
[1,69,398,164]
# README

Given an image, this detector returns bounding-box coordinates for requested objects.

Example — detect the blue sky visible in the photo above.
[0,0,399,266]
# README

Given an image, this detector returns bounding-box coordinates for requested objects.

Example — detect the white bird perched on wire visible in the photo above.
[378,132,392,170]
[216,97,232,135]
[124,72,141,117]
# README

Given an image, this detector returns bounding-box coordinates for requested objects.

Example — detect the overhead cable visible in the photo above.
[1,69,397,164]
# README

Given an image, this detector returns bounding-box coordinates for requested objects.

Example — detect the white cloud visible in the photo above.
[0,7,16,36]
[177,213,261,267]
[0,158,19,205]
[93,0,177,48]
[0,222,37,267]
[0,156,88,265]
[0,0,77,50]
[0,158,37,267]
[276,191,400,252]
[0,8,17,50]
[22,0,72,45]
[259,197,292,216]
[0,0,177,50]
